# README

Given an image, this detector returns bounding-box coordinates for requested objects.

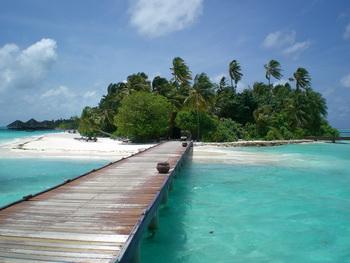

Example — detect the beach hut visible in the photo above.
[40,120,55,129]
[7,120,25,130]
[7,118,55,130]
[24,118,41,130]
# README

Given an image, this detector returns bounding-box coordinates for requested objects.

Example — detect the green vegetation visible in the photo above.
[114,92,173,142]
[78,57,338,142]
[54,117,80,130]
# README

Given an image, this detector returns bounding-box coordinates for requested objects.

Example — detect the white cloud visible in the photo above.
[236,82,246,93]
[282,40,312,59]
[40,86,74,99]
[262,30,311,59]
[343,23,350,39]
[128,0,203,37]
[34,86,99,118]
[262,30,296,48]
[211,73,227,84]
[83,91,96,98]
[0,39,57,91]
[340,74,350,87]
[323,87,335,98]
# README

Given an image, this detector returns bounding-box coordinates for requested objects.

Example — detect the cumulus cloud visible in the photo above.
[128,0,203,37]
[83,90,96,98]
[40,86,74,99]
[262,30,311,59]
[236,82,246,93]
[0,39,57,91]
[282,40,312,55]
[31,85,99,119]
[340,74,350,88]
[343,23,350,39]
[262,30,296,48]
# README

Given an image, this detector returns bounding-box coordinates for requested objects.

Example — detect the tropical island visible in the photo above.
[7,57,337,142]
[75,57,338,143]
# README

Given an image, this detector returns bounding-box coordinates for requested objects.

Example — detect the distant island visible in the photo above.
[7,57,340,142]
[7,117,79,131]
[76,57,339,142]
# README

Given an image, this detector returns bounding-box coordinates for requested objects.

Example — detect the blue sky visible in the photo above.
[1,0,349,128]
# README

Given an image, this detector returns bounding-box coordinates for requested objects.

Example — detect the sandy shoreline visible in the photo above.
[0,132,156,161]
[190,139,315,166]
[0,132,315,162]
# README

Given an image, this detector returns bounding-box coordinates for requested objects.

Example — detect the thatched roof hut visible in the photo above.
[7,120,25,129]
[7,119,54,130]
[24,118,40,129]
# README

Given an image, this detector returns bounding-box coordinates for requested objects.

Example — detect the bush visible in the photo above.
[204,118,243,142]
[319,124,340,137]
[114,92,173,142]
[175,110,216,140]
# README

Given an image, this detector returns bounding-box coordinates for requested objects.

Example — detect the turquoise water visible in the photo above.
[141,142,350,262]
[0,158,110,207]
[0,127,58,143]
[0,129,110,207]
[1,128,350,261]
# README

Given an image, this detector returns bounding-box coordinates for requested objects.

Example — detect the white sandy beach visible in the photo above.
[0,132,156,161]
[0,132,315,165]
[191,140,316,167]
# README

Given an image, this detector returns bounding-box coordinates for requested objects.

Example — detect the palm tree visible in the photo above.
[252,82,271,96]
[170,57,192,86]
[228,60,243,89]
[264,59,283,86]
[303,88,328,133]
[125,72,151,92]
[184,73,214,111]
[283,96,310,132]
[253,105,271,133]
[293,67,311,92]
[184,73,214,140]
[217,76,229,93]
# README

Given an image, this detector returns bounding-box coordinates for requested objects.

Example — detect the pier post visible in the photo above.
[148,210,158,230]
[169,177,174,190]
[130,244,140,263]
[162,188,168,204]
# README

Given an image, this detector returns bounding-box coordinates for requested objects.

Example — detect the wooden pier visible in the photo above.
[304,136,350,143]
[0,141,192,263]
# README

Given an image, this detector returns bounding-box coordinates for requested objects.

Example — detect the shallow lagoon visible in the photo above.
[0,158,110,207]
[1,129,349,261]
[142,143,350,262]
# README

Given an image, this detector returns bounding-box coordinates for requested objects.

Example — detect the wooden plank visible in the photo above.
[0,235,123,246]
[0,251,114,263]
[0,141,191,262]
[0,229,129,242]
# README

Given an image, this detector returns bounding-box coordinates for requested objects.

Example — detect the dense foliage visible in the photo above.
[114,92,173,142]
[78,57,338,142]
[55,117,79,130]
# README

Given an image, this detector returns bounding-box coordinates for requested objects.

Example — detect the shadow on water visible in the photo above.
[140,143,350,262]
[141,161,194,262]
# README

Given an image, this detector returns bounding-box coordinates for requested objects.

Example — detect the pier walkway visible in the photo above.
[304,136,350,142]
[0,141,192,263]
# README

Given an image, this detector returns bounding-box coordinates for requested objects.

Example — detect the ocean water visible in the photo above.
[141,140,350,262]
[1,128,349,262]
[0,127,59,143]
[0,129,110,207]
